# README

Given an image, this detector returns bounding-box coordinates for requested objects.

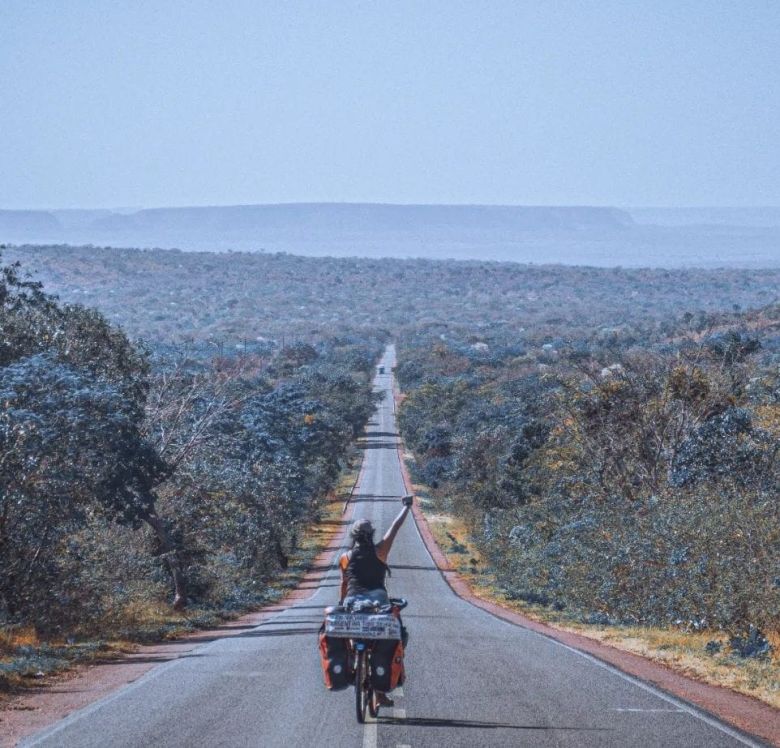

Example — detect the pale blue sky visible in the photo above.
[1,1,778,209]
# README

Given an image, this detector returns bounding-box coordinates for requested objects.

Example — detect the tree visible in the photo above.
[0,355,164,626]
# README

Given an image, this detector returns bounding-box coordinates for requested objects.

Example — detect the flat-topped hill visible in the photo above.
[2,203,778,266]
[91,203,634,232]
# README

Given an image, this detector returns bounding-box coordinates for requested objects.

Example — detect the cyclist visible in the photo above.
[338,494,414,705]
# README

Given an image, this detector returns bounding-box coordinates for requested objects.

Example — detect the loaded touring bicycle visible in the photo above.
[319,596,408,722]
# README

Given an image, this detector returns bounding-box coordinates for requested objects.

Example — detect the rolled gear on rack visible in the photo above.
[318,600,408,693]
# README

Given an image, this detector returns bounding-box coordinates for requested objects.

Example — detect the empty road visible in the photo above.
[24,346,763,747]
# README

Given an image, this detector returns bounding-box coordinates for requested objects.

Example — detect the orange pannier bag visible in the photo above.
[318,623,353,690]
[368,603,406,691]
[389,639,405,690]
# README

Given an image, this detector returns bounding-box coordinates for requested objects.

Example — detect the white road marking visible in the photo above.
[611,708,685,713]
[394,685,404,697]
[410,548,761,744]
[402,465,763,748]
[25,356,754,748]
[484,612,763,748]
[24,367,383,747]
[22,631,233,746]
[394,361,762,748]
[553,641,763,746]
[362,715,377,748]
[363,704,406,748]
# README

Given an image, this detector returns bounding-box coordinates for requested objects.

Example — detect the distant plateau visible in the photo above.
[1,203,778,267]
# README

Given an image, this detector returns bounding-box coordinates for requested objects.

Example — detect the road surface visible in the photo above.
[24,346,763,747]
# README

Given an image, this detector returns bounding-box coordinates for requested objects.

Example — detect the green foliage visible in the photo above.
[146,341,381,606]
[0,254,382,638]
[397,310,780,638]
[0,261,163,629]
[3,241,778,652]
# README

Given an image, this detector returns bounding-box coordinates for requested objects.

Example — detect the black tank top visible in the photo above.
[345,543,388,596]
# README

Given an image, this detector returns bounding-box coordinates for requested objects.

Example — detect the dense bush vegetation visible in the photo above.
[397,307,779,640]
[0,257,383,637]
[2,241,777,665]
[4,244,779,344]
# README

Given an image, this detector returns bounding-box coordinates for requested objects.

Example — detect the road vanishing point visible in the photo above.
[23,346,764,747]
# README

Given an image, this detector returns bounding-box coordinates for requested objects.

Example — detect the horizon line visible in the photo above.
[4,201,780,213]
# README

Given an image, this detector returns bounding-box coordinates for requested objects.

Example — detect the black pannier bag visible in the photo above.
[369,637,405,692]
[318,625,352,690]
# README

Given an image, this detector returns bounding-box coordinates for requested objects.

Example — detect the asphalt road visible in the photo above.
[24,346,763,748]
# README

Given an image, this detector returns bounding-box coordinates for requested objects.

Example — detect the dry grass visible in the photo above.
[754,403,780,435]
[413,479,780,710]
[0,627,39,653]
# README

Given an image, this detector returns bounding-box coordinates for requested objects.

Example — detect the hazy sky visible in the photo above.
[1,1,778,209]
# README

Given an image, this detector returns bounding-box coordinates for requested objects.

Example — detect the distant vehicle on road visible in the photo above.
[377,365,385,374]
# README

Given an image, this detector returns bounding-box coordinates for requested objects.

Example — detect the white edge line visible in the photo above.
[362,717,378,748]
[21,631,225,746]
[23,517,354,746]
[397,449,765,748]
[28,359,761,748]
[611,708,684,713]
[553,640,764,747]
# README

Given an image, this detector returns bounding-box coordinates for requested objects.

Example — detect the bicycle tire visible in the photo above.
[368,685,379,719]
[365,653,376,718]
[354,650,370,723]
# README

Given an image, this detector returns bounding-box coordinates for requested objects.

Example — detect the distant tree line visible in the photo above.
[4,244,778,345]
[3,240,778,657]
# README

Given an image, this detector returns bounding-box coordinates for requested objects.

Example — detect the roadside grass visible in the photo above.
[0,626,132,696]
[411,475,780,710]
[0,454,359,697]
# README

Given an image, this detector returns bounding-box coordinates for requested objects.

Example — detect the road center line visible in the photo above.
[362,716,377,748]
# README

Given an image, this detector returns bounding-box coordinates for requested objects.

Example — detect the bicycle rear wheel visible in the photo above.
[354,650,372,723]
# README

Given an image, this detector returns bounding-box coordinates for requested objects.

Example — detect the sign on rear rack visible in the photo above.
[325,613,401,640]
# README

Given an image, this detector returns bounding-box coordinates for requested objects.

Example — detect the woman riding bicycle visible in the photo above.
[339,494,413,607]
[338,495,413,705]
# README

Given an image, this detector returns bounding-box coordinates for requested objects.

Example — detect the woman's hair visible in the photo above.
[350,519,375,547]
[348,518,391,577]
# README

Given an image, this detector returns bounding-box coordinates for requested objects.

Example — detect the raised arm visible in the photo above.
[375,495,414,562]
[338,552,349,604]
